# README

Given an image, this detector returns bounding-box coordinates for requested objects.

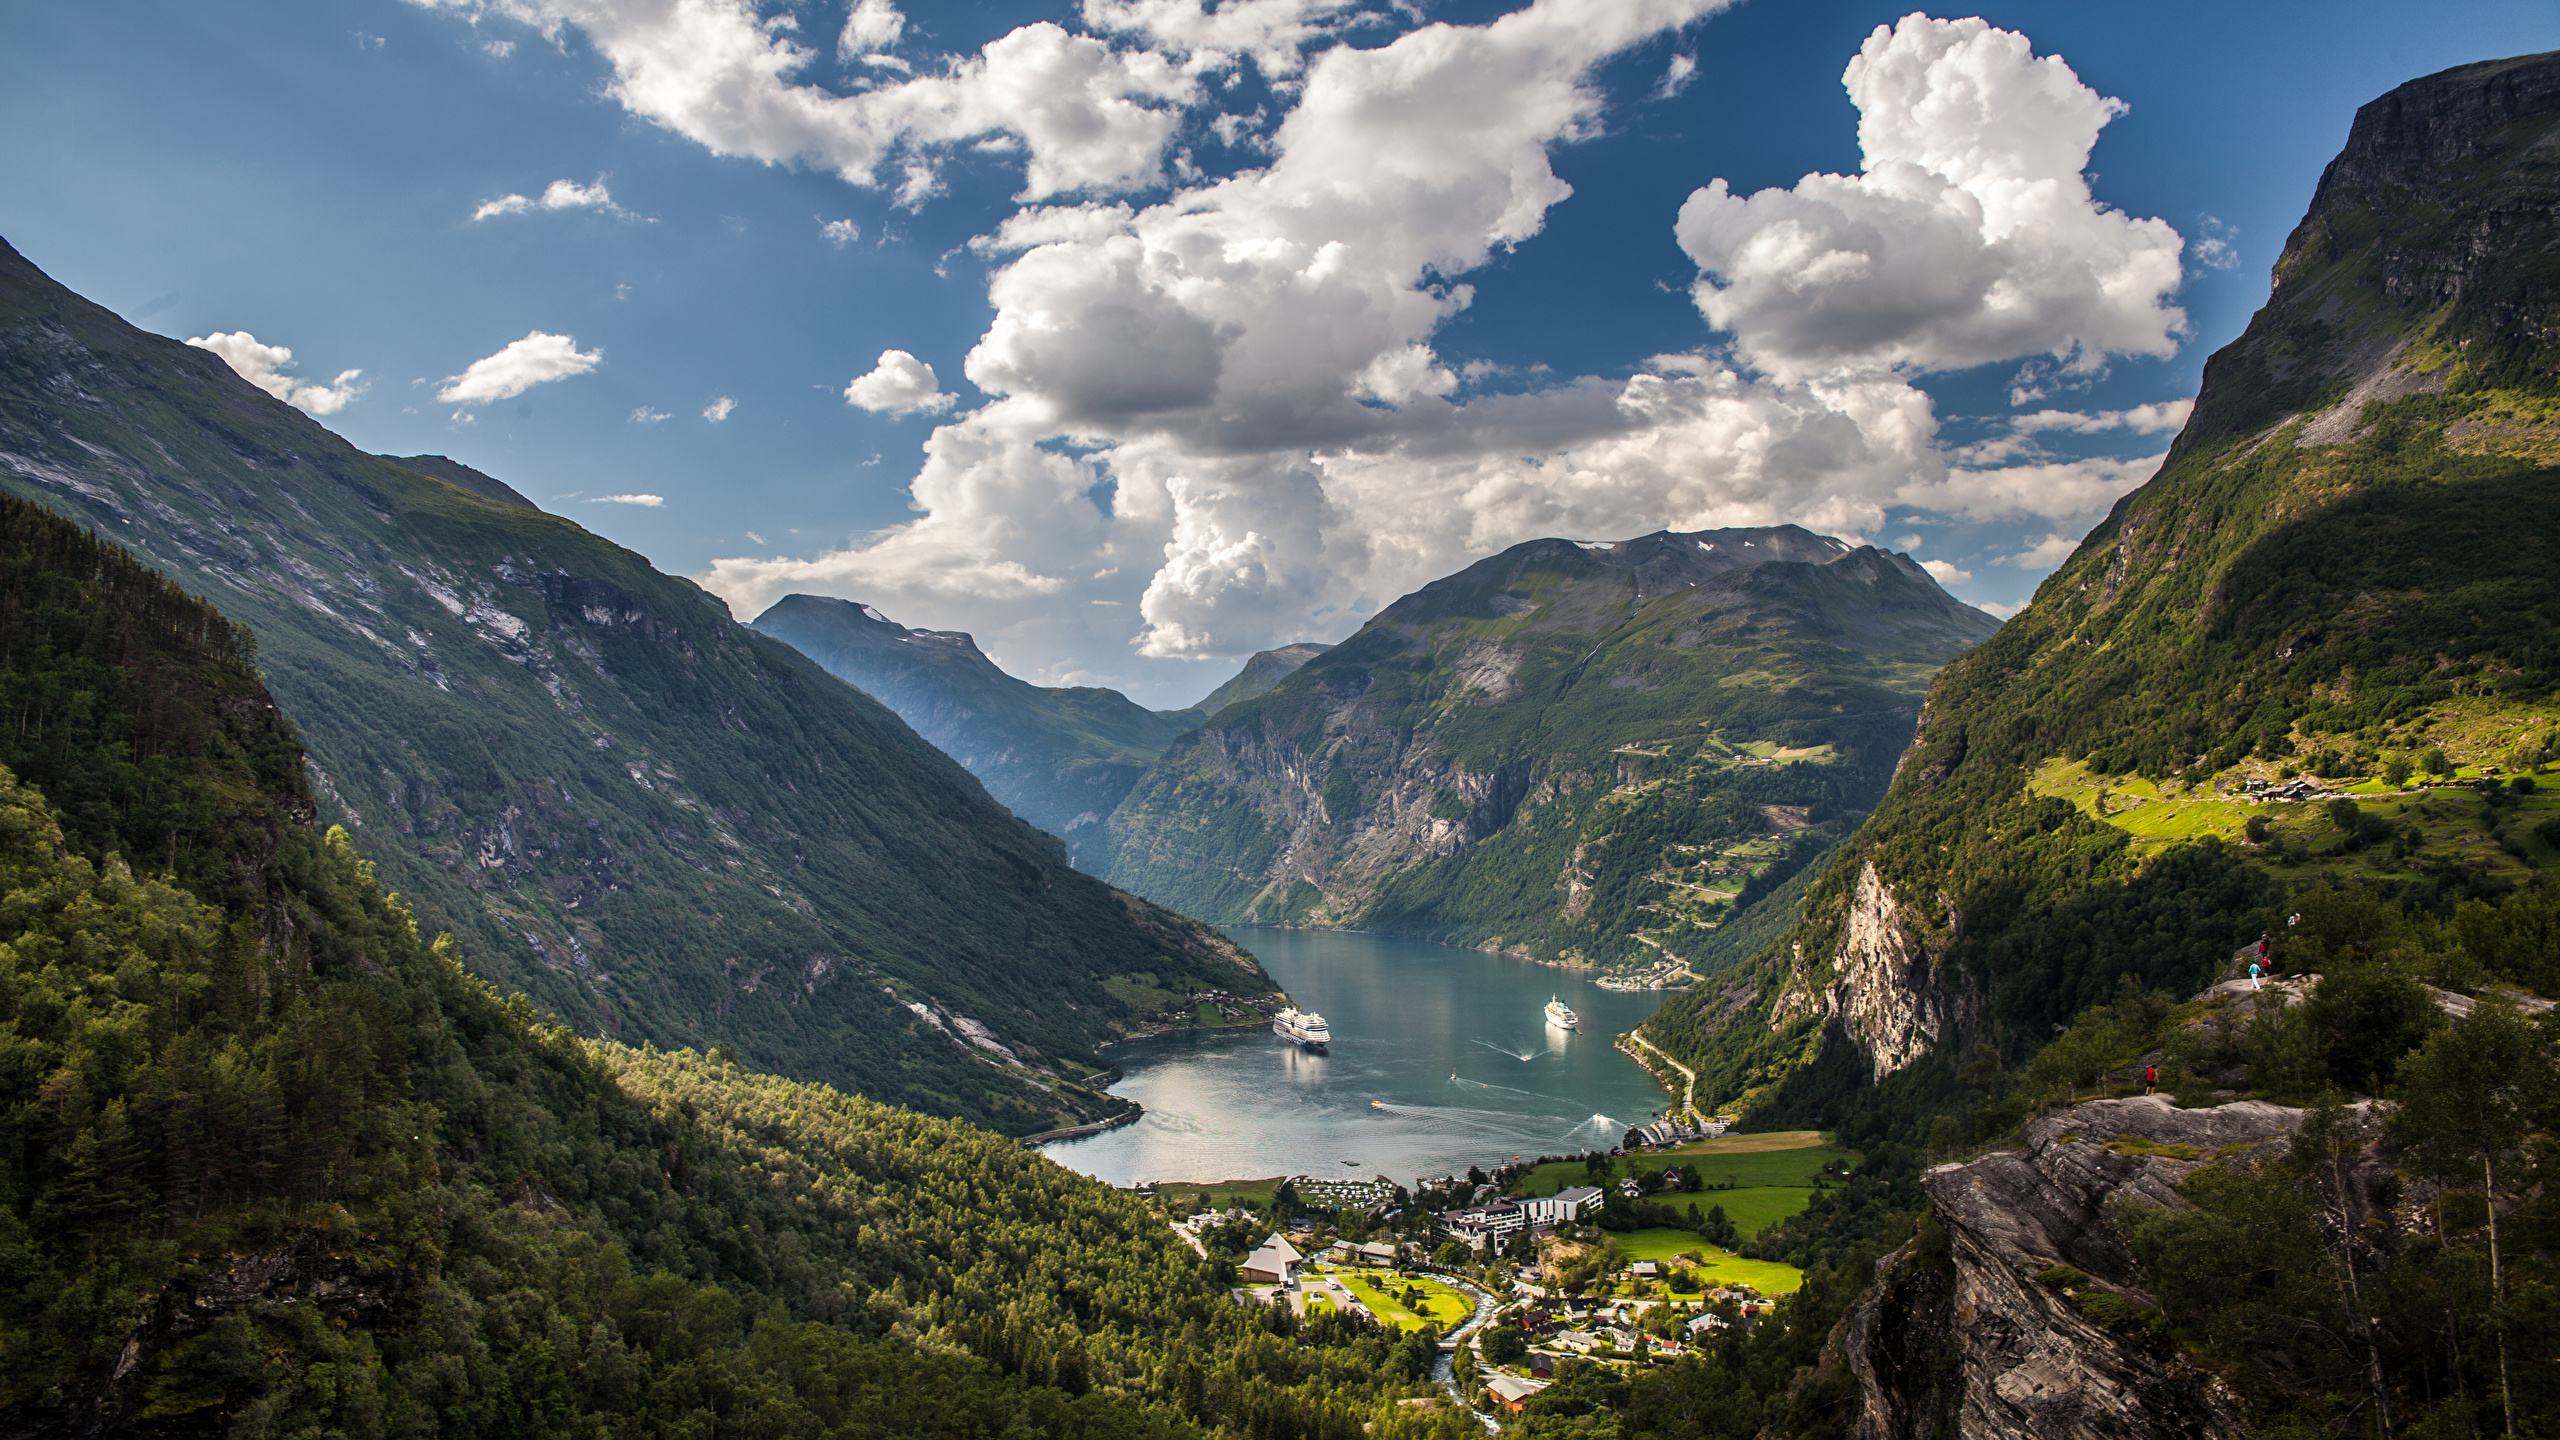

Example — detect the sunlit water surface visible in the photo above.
[1041,929,1674,1187]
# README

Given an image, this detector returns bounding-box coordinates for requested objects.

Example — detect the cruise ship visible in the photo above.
[1273,1007,1332,1052]
[1544,996,1579,1030]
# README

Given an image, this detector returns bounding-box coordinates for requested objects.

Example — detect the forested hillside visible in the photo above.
[751,593,1202,867]
[0,491,1461,1438]
[0,238,1269,1136]
[1102,528,1998,980]
[1641,49,2560,1137]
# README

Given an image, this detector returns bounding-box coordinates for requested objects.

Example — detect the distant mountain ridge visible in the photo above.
[1639,49,2560,1131]
[1194,641,1334,716]
[0,235,1268,1137]
[1100,524,2001,975]
[750,593,1204,865]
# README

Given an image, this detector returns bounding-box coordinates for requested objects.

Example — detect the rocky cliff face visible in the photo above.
[749,593,1196,865]
[1100,528,1998,974]
[1843,1096,2306,1440]
[1771,861,1982,1082]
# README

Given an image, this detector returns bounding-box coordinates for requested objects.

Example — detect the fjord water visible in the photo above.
[1043,929,1674,1187]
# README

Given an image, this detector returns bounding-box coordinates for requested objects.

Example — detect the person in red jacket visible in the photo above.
[2144,1064,2158,1096]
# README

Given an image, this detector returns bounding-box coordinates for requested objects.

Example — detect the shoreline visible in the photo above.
[1021,1102,1145,1147]
[1099,1009,1280,1049]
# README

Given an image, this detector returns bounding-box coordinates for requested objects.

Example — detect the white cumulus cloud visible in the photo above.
[437,331,603,405]
[410,0,1201,203]
[589,493,665,506]
[1675,14,2185,382]
[186,331,367,415]
[392,0,2199,693]
[2010,398,2192,434]
[1920,558,1971,586]
[704,396,737,422]
[844,350,955,415]
[820,217,861,247]
[630,405,671,423]
[838,0,904,53]
[472,176,639,221]
[1997,531,2083,569]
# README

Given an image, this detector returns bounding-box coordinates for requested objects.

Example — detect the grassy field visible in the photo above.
[2031,715,2560,888]
[1155,1177,1284,1209]
[1602,1232,1803,1294]
[1337,1271,1475,1332]
[1517,1142,1854,1197]
[1647,1186,1813,1238]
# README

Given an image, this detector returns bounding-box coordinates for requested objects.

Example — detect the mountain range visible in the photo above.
[751,595,1337,867]
[0,236,1271,1137]
[1099,527,2000,978]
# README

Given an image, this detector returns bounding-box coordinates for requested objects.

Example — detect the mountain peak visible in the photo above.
[1192,640,1336,715]
[2182,49,2560,455]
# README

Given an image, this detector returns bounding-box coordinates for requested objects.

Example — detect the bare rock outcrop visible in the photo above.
[1774,862,1982,1081]
[1844,1097,2309,1440]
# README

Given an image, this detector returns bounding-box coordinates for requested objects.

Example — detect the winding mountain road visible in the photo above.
[1624,1029,1700,1122]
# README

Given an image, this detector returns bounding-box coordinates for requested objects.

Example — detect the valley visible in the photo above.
[0,20,2555,1440]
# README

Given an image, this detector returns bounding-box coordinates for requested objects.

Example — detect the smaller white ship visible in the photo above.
[1273,1007,1331,1052]
[1544,996,1579,1030]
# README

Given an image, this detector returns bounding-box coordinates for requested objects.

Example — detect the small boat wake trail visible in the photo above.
[1448,1072,1570,1105]
[1472,1038,1542,1062]
[1371,1099,1550,1136]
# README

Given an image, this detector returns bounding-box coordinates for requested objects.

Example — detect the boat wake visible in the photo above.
[1472,1038,1543,1062]
[1448,1072,1569,1105]
[1371,1098,1555,1136]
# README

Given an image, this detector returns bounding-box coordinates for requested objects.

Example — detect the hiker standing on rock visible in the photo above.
[2249,959,2263,991]
[2144,1064,2158,1096]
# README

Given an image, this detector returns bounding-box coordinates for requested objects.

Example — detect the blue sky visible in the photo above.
[4,0,2552,707]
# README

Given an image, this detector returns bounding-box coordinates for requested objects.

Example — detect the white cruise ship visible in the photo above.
[1272,1007,1331,1052]
[1544,996,1579,1030]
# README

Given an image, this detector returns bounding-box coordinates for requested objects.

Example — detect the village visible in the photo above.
[1154,1119,1826,1422]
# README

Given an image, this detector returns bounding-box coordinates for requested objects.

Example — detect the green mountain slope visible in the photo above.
[0,236,1268,1137]
[0,493,1453,1437]
[1100,528,2000,979]
[751,594,1201,866]
[1194,642,1334,717]
[1641,49,2560,1125]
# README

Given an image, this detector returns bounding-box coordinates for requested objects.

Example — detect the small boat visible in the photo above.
[1341,1159,1361,1166]
[1371,1100,1387,1110]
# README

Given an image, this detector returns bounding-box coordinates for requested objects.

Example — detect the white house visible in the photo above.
[1240,1235,1306,1285]
[1519,1185,1603,1227]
